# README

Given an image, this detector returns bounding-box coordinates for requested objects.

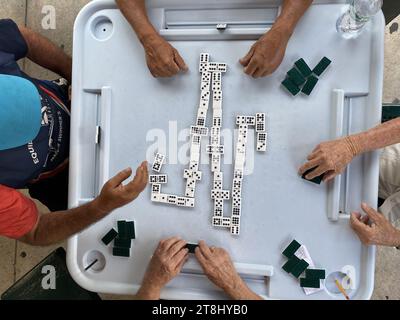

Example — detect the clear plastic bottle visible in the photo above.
[336,0,383,39]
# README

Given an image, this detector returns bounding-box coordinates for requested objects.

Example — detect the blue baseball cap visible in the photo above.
[0,75,41,151]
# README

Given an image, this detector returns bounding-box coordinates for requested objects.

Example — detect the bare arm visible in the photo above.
[19,162,148,246]
[116,0,157,44]
[275,0,314,37]
[240,0,313,78]
[116,0,187,78]
[351,118,400,154]
[18,26,72,83]
[299,118,400,182]
[19,200,109,246]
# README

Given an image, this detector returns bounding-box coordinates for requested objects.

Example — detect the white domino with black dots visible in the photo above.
[152,153,165,173]
[256,113,267,152]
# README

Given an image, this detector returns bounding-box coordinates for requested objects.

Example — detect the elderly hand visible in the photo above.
[142,34,188,78]
[299,137,360,182]
[350,203,400,247]
[239,27,290,78]
[137,237,189,300]
[195,241,240,291]
[195,241,261,300]
[94,161,148,214]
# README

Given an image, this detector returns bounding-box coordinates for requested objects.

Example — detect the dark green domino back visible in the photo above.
[114,237,132,249]
[305,269,326,279]
[282,240,301,258]
[282,78,300,96]
[287,67,306,86]
[313,57,332,76]
[101,228,118,246]
[126,221,136,240]
[300,277,321,289]
[291,259,310,278]
[186,243,199,254]
[117,220,129,239]
[301,75,319,96]
[282,256,301,273]
[382,105,400,123]
[113,247,130,258]
[295,58,312,77]
[302,168,323,185]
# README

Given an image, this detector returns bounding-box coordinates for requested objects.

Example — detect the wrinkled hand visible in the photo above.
[94,161,148,213]
[299,137,358,182]
[239,27,289,78]
[350,203,400,247]
[142,35,188,78]
[137,237,189,299]
[195,241,243,292]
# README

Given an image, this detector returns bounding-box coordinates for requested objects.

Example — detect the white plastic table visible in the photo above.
[67,0,384,299]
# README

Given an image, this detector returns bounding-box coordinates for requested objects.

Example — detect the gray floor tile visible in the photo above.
[0,237,16,297]
[372,246,400,300]
[0,0,26,24]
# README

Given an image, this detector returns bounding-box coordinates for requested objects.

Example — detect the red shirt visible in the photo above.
[0,184,38,239]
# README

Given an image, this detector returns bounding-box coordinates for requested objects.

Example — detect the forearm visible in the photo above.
[21,199,109,246]
[272,0,313,37]
[116,0,158,44]
[136,283,161,300]
[18,26,72,83]
[349,118,400,155]
[223,276,263,300]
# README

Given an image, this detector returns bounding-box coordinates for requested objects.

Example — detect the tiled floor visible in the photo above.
[0,1,400,300]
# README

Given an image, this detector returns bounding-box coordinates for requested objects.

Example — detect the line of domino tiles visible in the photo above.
[150,153,195,208]
[207,58,267,235]
[202,55,251,235]
[149,54,227,208]
[212,113,266,235]
[204,54,233,234]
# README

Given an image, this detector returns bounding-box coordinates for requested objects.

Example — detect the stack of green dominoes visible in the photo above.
[282,57,332,96]
[282,240,309,277]
[282,240,326,289]
[101,220,136,258]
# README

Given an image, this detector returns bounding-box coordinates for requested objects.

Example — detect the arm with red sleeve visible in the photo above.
[0,185,39,239]
[0,163,148,246]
